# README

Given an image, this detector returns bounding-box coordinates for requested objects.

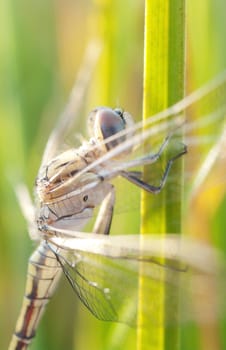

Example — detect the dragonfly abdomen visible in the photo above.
[9,242,62,350]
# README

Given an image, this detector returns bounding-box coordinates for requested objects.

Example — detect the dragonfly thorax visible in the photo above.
[35,106,135,233]
[36,179,113,231]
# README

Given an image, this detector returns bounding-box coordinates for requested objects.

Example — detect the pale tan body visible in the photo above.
[9,102,186,349]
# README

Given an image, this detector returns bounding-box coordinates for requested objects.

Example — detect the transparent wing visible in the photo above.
[44,69,226,223]
[40,40,102,167]
[36,71,226,327]
[48,232,225,327]
[57,250,138,325]
[67,69,226,176]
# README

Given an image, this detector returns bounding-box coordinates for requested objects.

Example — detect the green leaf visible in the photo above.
[138,1,185,350]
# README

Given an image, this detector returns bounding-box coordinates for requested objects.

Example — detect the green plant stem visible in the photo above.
[138,1,185,350]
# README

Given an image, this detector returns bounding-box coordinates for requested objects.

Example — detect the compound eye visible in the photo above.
[99,109,125,140]
[88,107,126,139]
[87,107,134,151]
[89,107,126,150]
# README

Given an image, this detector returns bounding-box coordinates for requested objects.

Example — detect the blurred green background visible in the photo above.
[0,1,226,349]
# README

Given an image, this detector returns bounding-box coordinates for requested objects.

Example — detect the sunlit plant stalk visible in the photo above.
[138,1,185,350]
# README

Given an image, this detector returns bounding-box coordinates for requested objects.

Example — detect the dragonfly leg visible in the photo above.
[120,144,187,193]
[93,187,115,235]
[102,133,182,178]
[118,133,174,170]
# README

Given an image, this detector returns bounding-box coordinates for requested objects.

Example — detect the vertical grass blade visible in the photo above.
[138,1,185,350]
[164,3,185,349]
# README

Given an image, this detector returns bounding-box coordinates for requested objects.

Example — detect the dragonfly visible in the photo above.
[8,46,226,349]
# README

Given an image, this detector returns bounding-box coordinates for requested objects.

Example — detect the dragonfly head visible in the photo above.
[87,107,134,151]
